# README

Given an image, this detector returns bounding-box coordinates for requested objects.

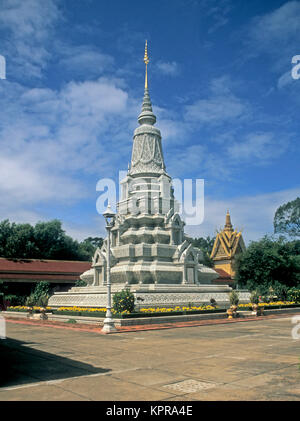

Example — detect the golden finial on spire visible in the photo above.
[144,40,149,89]
[225,210,233,232]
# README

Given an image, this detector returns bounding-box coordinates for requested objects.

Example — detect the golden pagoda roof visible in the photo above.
[210,211,246,260]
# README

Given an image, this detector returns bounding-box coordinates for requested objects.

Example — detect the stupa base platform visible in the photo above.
[48,284,251,309]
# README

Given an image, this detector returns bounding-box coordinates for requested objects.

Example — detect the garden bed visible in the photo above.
[50,308,225,319]
[6,303,300,320]
[238,303,299,311]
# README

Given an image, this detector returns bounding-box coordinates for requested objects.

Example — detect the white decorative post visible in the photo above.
[102,204,117,333]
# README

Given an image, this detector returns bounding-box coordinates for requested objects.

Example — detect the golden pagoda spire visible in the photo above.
[144,40,149,89]
[224,210,233,232]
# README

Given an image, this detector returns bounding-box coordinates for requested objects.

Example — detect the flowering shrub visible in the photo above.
[287,288,300,303]
[238,301,295,308]
[56,306,107,312]
[140,305,216,313]
[53,306,130,316]
[7,305,52,312]
[113,289,135,314]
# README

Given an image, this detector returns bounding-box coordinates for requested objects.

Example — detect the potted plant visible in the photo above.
[25,294,35,318]
[228,290,239,318]
[37,294,49,320]
[250,291,260,315]
[257,295,265,316]
[268,286,275,302]
[227,307,234,319]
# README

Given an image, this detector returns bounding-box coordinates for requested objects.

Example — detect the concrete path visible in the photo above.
[0,315,300,401]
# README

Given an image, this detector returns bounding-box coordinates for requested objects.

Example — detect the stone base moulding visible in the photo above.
[48,284,251,309]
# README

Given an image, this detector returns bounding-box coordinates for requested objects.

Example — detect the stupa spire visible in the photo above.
[129,41,165,176]
[138,40,156,126]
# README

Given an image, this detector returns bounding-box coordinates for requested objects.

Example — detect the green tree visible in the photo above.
[234,235,300,292]
[192,236,215,268]
[33,220,78,260]
[78,237,103,260]
[31,281,51,302]
[0,220,12,257]
[0,219,95,261]
[0,221,38,258]
[0,280,7,305]
[274,197,300,238]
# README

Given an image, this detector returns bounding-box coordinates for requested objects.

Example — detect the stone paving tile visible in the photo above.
[119,349,195,367]
[1,316,300,400]
[110,368,187,387]
[266,365,300,387]
[228,372,293,389]
[49,374,176,401]
[164,394,199,401]
[153,361,248,385]
[182,384,267,401]
[229,359,295,375]
[0,384,89,401]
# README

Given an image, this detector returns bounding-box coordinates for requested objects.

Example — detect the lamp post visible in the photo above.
[101,204,117,333]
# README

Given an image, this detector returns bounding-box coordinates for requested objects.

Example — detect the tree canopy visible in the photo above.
[0,219,103,261]
[192,236,215,268]
[234,235,300,292]
[274,197,300,238]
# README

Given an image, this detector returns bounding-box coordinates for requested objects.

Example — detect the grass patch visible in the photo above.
[65,319,77,324]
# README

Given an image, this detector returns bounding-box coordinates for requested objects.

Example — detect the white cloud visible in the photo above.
[156,60,180,76]
[0,0,60,78]
[0,155,85,205]
[167,144,206,177]
[185,187,300,243]
[249,1,300,50]
[277,70,294,89]
[0,77,134,219]
[201,0,232,34]
[227,132,287,163]
[247,1,300,76]
[57,45,115,78]
[184,76,247,125]
[63,217,106,242]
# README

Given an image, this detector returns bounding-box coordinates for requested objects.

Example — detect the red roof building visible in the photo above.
[211,268,234,285]
[0,258,91,284]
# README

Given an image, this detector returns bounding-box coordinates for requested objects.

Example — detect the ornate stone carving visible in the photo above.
[130,133,164,175]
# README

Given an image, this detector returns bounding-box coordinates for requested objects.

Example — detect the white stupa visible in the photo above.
[49,42,238,309]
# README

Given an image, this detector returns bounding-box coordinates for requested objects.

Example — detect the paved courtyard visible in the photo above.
[0,316,300,401]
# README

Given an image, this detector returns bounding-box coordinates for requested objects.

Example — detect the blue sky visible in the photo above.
[0,0,299,243]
